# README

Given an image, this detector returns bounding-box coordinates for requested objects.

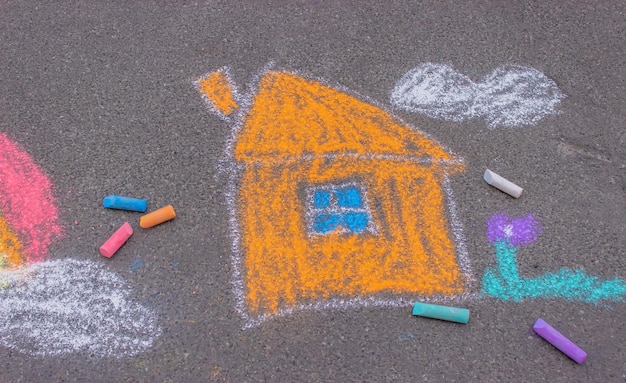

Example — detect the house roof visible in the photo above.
[197,70,459,164]
[234,71,457,164]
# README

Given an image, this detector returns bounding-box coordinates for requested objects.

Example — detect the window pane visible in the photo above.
[314,213,342,234]
[313,190,331,209]
[343,212,369,233]
[336,186,362,208]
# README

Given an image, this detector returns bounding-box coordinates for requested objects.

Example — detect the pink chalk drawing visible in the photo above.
[0,133,63,264]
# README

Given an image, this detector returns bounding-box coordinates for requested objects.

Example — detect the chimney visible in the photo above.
[196,69,239,118]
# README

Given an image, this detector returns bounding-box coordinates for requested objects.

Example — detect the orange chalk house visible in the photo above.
[197,69,468,318]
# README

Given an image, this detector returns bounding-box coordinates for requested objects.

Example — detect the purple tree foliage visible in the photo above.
[486,213,542,247]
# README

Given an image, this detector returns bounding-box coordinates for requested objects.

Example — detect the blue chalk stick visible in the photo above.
[103,195,148,212]
[412,302,469,324]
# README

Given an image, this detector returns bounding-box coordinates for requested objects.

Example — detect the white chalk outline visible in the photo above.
[194,65,474,329]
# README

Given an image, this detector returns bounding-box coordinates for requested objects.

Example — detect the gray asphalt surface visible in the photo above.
[1,1,625,382]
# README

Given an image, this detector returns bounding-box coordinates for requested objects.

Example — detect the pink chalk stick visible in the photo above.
[99,222,133,258]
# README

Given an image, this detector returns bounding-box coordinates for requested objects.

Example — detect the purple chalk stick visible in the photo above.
[533,318,587,364]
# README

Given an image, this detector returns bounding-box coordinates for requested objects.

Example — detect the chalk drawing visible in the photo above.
[305,182,377,236]
[0,133,62,267]
[390,63,565,128]
[0,259,160,357]
[0,133,160,356]
[482,213,626,302]
[130,257,145,272]
[196,67,473,328]
[398,332,415,342]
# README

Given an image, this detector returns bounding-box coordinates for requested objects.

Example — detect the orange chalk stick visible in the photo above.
[139,205,176,228]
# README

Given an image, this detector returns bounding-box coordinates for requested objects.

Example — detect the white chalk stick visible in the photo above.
[483,169,523,198]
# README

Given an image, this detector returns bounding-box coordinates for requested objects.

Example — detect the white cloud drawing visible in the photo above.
[0,258,160,357]
[390,63,565,128]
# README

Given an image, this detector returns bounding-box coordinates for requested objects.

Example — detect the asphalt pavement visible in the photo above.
[1,1,624,382]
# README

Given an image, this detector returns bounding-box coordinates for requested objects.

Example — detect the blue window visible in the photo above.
[313,213,343,234]
[314,190,331,209]
[308,183,373,235]
[336,186,362,208]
